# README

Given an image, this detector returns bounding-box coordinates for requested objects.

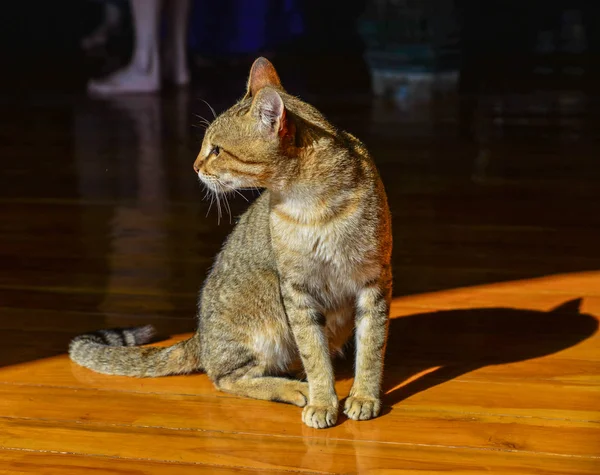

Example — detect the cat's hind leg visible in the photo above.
[214,365,309,407]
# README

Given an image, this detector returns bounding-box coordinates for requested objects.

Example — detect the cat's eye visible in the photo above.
[210,146,220,157]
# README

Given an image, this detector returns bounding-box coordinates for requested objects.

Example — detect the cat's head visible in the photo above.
[193,57,297,193]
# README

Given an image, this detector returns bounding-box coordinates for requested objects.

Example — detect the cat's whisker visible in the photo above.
[219,181,249,202]
[202,186,211,203]
[206,190,214,218]
[193,113,212,128]
[215,189,223,225]
[200,181,216,218]
[200,99,218,119]
[247,186,261,196]
[223,192,232,224]
[214,180,233,224]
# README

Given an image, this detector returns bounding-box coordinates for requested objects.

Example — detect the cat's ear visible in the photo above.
[251,87,287,137]
[244,57,283,99]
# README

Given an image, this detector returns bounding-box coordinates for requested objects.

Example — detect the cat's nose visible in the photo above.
[193,163,199,173]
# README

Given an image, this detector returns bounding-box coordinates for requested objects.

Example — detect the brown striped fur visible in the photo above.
[69,58,392,428]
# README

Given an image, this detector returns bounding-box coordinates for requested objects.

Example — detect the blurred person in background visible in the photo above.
[87,0,191,94]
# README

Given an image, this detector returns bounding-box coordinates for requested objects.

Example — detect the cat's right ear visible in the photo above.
[250,87,288,138]
[244,57,283,99]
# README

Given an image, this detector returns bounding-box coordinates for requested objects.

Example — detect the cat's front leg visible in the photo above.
[345,277,391,421]
[282,281,338,429]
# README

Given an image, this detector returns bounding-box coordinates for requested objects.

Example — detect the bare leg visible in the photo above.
[81,1,123,51]
[88,0,162,95]
[163,0,191,86]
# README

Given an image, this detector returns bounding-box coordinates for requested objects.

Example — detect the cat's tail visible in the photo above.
[68,325,202,377]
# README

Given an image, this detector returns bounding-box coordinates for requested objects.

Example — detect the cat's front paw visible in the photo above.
[302,404,338,429]
[344,396,381,421]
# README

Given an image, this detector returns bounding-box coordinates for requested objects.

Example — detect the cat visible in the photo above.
[69,57,393,429]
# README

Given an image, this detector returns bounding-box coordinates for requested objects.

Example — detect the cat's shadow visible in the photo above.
[337,298,598,410]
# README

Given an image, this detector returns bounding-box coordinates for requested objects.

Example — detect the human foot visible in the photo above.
[87,65,160,95]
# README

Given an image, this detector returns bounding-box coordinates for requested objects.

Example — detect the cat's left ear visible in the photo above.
[244,57,283,99]
[251,87,291,138]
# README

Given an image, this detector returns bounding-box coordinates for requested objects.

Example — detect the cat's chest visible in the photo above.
[271,219,379,299]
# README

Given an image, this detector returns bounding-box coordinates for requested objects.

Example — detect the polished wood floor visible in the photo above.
[0,83,599,474]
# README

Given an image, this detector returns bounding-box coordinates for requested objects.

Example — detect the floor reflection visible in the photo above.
[75,95,172,323]
[1,81,599,369]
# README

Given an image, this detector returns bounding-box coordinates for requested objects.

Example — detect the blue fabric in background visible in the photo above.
[189,0,303,56]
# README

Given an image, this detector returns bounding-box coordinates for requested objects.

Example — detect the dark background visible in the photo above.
[1,0,598,95]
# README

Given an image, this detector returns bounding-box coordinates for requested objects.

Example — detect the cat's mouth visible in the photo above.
[197,171,249,224]
[197,172,221,191]
[198,171,240,194]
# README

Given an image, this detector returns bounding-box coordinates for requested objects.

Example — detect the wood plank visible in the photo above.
[3,276,600,315]
[0,449,282,475]
[4,331,599,387]
[0,308,196,334]
[3,326,598,388]
[393,288,600,311]
[0,351,598,422]
[4,269,600,302]
[3,238,600,276]
[3,197,600,231]
[0,384,597,457]
[0,418,596,474]
[4,302,598,355]
[0,288,195,317]
[2,346,599,400]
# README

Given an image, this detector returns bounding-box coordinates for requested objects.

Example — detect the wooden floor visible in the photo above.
[0,84,599,474]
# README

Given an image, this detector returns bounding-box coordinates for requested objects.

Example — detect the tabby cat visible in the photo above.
[69,57,392,428]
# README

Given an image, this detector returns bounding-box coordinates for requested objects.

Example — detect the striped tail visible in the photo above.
[68,325,202,377]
